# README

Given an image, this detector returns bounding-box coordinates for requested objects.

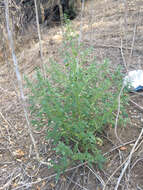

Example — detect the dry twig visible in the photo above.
[0,173,20,190]
[34,0,45,77]
[129,99,143,112]
[114,84,124,144]
[86,165,106,187]
[120,37,128,72]
[66,168,78,190]
[131,157,143,170]
[66,176,88,190]
[103,156,128,190]
[12,162,86,190]
[115,126,143,190]
[103,139,136,156]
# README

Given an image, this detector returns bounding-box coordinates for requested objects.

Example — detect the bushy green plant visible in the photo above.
[26,22,128,175]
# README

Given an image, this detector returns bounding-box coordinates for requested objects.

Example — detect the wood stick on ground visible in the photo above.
[66,176,88,190]
[66,168,78,190]
[0,173,20,190]
[131,157,143,170]
[129,99,143,112]
[86,165,106,187]
[12,162,87,190]
[135,139,143,152]
[114,126,143,190]
[0,111,11,142]
[0,110,17,135]
[103,157,128,190]
[103,139,136,156]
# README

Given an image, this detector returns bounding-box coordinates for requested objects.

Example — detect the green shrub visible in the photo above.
[26,23,128,176]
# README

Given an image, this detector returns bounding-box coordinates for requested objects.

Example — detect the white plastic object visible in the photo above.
[123,70,143,91]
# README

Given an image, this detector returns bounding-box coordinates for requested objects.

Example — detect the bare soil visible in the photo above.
[0,0,143,189]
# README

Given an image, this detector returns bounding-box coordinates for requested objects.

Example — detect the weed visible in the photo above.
[26,22,128,177]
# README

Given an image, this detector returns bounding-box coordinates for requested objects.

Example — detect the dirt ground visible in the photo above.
[0,0,143,189]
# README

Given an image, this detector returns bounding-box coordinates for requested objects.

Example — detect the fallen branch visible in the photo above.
[66,168,78,189]
[129,99,143,112]
[131,157,143,170]
[103,139,136,156]
[12,162,87,190]
[86,165,106,187]
[115,126,143,190]
[103,157,128,190]
[66,176,88,190]
[0,173,20,190]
